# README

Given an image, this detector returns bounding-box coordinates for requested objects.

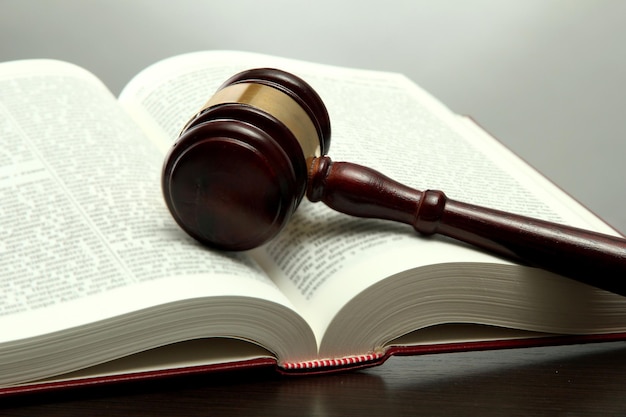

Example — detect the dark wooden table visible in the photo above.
[3,341,626,416]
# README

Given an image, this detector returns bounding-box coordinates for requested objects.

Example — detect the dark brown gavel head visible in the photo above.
[162,68,331,251]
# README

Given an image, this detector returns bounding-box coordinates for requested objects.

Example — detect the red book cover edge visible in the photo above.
[2,332,626,398]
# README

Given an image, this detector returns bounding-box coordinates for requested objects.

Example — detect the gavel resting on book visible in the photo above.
[162,68,626,297]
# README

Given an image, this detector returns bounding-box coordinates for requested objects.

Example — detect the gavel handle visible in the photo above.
[307,156,626,296]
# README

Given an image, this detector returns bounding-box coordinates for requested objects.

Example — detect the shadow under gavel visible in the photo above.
[162,68,626,297]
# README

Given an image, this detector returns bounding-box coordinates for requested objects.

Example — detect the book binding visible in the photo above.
[280,352,385,371]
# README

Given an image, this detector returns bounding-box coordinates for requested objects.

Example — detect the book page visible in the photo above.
[0,60,306,353]
[116,51,620,351]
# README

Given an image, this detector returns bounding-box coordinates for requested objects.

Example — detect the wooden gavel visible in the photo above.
[162,68,626,296]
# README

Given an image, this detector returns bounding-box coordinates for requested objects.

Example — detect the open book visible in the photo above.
[2,50,626,394]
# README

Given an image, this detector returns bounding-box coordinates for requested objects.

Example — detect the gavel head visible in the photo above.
[162,68,331,250]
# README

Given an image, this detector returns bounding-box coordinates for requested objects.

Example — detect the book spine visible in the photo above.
[281,352,384,370]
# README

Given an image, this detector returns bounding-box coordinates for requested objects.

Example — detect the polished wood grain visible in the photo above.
[162,68,331,251]
[3,342,626,416]
[308,156,626,296]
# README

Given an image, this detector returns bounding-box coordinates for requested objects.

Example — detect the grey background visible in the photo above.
[2,0,624,233]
